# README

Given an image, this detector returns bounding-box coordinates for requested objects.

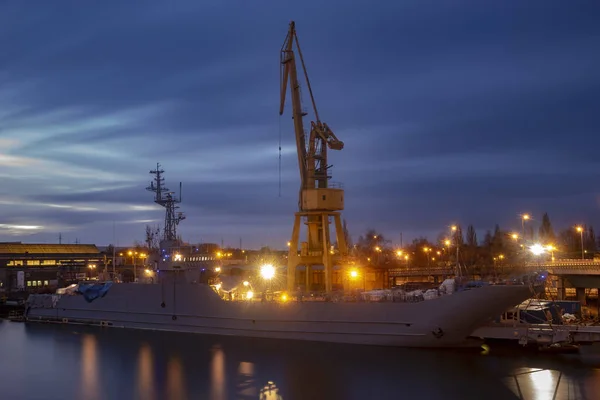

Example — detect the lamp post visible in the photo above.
[545,245,556,261]
[423,247,431,267]
[260,264,275,300]
[521,214,530,240]
[374,246,382,265]
[576,226,584,260]
[450,225,459,273]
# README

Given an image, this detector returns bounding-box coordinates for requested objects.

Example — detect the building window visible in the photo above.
[44,280,49,286]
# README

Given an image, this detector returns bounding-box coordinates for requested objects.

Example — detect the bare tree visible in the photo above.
[145,224,161,252]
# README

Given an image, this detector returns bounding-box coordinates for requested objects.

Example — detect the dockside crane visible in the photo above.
[279,21,348,293]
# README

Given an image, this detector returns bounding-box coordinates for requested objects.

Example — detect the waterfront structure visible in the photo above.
[280,21,349,294]
[0,243,102,294]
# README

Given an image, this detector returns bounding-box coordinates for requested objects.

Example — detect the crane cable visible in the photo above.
[278,113,282,198]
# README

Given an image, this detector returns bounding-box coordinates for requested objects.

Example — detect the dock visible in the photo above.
[470,322,600,347]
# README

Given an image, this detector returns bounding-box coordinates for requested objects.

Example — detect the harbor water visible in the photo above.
[1,320,599,400]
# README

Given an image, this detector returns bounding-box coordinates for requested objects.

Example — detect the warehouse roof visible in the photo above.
[0,243,100,255]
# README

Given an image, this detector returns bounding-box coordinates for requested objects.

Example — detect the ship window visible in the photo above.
[44,280,49,286]
[27,281,32,287]
[7,261,14,266]
[37,281,42,286]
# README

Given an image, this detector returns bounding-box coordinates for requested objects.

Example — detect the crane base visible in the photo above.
[286,211,348,293]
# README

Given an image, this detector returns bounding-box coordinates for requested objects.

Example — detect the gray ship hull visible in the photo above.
[26,283,532,348]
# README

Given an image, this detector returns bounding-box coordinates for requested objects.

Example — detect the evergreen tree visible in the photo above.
[538,213,556,243]
[587,226,597,253]
[491,224,505,256]
[455,225,464,247]
[483,231,493,248]
[342,219,353,249]
[464,224,478,267]
[466,225,477,247]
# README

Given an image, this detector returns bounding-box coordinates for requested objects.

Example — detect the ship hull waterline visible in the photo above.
[26,283,533,348]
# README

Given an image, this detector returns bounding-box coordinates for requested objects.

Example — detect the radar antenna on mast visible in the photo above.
[146,163,185,242]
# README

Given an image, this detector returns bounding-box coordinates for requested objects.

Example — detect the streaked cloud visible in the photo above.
[0,0,598,247]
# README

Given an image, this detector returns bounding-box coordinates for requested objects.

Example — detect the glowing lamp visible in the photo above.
[260,264,275,280]
[529,244,546,256]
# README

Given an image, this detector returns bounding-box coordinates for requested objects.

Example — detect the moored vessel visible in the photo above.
[25,265,542,348]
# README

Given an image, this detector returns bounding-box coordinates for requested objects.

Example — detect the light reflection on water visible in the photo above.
[80,334,100,400]
[136,343,155,400]
[210,345,226,400]
[167,355,186,400]
[0,320,599,400]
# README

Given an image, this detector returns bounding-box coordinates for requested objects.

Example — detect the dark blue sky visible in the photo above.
[1,1,599,248]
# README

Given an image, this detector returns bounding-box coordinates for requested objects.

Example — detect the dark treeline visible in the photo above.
[349,213,598,269]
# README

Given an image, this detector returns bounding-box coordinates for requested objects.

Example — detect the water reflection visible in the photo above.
[259,380,283,400]
[236,361,257,399]
[210,345,226,400]
[80,334,100,400]
[136,343,155,400]
[504,368,586,400]
[166,355,186,400]
[2,323,600,400]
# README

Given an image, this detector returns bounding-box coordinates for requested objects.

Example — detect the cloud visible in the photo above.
[0,0,598,247]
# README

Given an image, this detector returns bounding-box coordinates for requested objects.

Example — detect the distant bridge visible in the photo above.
[388,259,600,279]
[524,259,600,276]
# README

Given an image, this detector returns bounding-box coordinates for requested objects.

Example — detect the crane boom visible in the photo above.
[280,23,307,197]
[280,21,349,295]
[279,21,344,210]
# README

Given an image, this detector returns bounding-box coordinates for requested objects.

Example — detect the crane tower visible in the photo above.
[146,163,185,243]
[279,21,348,293]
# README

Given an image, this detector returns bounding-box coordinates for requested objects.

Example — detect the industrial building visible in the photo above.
[0,242,103,295]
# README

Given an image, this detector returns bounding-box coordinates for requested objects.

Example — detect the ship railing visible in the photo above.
[228,289,465,304]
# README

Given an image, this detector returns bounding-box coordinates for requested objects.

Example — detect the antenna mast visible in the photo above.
[146,163,186,242]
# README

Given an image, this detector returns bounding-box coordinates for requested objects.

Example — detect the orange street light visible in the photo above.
[575,226,584,259]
